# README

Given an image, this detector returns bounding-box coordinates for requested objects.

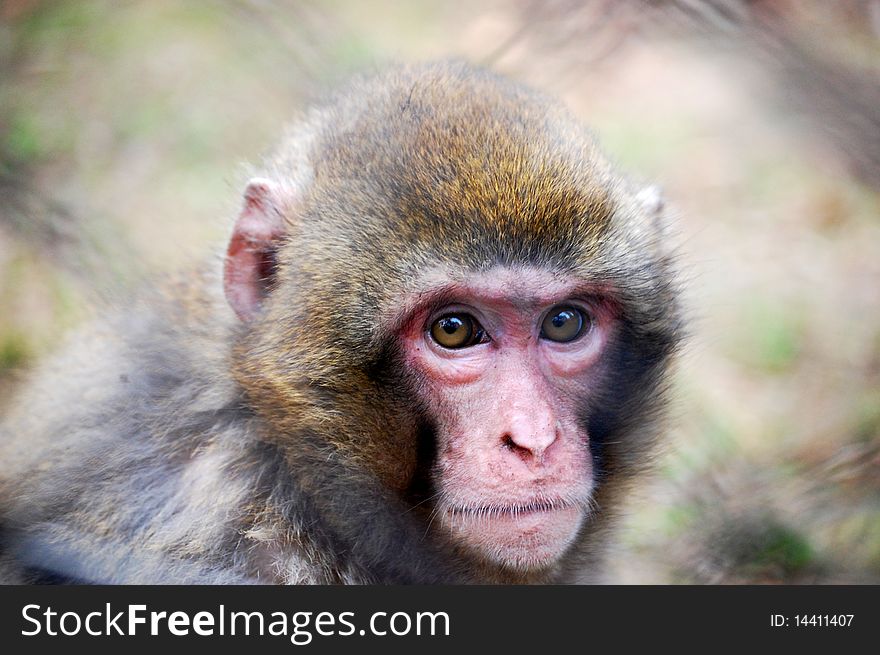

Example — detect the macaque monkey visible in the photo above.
[0,62,681,584]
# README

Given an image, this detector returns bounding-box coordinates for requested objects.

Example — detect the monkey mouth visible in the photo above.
[445,498,576,519]
[439,494,589,570]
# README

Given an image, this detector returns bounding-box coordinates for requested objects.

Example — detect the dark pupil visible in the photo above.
[552,311,575,328]
[542,306,584,343]
[440,317,464,334]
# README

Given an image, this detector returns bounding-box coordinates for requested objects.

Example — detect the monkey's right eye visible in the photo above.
[429,314,487,349]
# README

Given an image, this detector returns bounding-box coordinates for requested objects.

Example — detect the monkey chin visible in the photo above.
[441,503,586,572]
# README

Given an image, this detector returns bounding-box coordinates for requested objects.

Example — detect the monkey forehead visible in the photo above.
[298,63,624,252]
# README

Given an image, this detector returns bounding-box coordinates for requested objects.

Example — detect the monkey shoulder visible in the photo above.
[0,272,333,584]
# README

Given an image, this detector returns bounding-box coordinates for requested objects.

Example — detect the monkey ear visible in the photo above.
[635,185,664,217]
[224,177,288,322]
[635,184,667,234]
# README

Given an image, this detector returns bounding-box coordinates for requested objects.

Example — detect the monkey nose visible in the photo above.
[501,418,561,466]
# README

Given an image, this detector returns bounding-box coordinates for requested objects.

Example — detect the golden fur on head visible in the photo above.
[1,62,682,584]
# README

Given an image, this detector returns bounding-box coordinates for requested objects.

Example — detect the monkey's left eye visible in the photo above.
[541,306,588,343]
[429,314,488,349]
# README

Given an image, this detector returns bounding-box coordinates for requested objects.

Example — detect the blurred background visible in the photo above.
[1,0,878,583]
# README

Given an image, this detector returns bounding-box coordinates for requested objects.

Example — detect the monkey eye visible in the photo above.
[429,313,488,349]
[540,305,588,343]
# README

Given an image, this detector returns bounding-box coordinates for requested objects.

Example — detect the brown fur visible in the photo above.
[0,62,682,584]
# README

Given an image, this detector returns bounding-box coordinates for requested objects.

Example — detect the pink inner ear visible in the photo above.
[224,179,286,322]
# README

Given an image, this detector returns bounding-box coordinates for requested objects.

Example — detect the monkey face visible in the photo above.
[400,266,614,571]
[222,63,681,582]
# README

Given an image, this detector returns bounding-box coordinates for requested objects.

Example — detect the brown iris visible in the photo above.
[430,314,486,349]
[541,306,587,343]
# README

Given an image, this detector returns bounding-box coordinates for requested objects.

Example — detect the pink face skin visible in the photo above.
[399,267,616,571]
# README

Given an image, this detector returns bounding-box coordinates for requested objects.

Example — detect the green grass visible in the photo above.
[0,331,31,372]
[729,298,804,374]
[4,115,45,162]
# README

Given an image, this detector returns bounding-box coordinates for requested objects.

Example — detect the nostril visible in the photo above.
[502,432,533,463]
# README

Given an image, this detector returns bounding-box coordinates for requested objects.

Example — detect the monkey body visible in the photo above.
[0,273,309,583]
[0,62,681,584]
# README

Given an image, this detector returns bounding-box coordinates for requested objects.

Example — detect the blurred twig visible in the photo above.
[507,0,880,191]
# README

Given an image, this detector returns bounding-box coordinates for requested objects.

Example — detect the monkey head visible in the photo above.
[224,63,681,580]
